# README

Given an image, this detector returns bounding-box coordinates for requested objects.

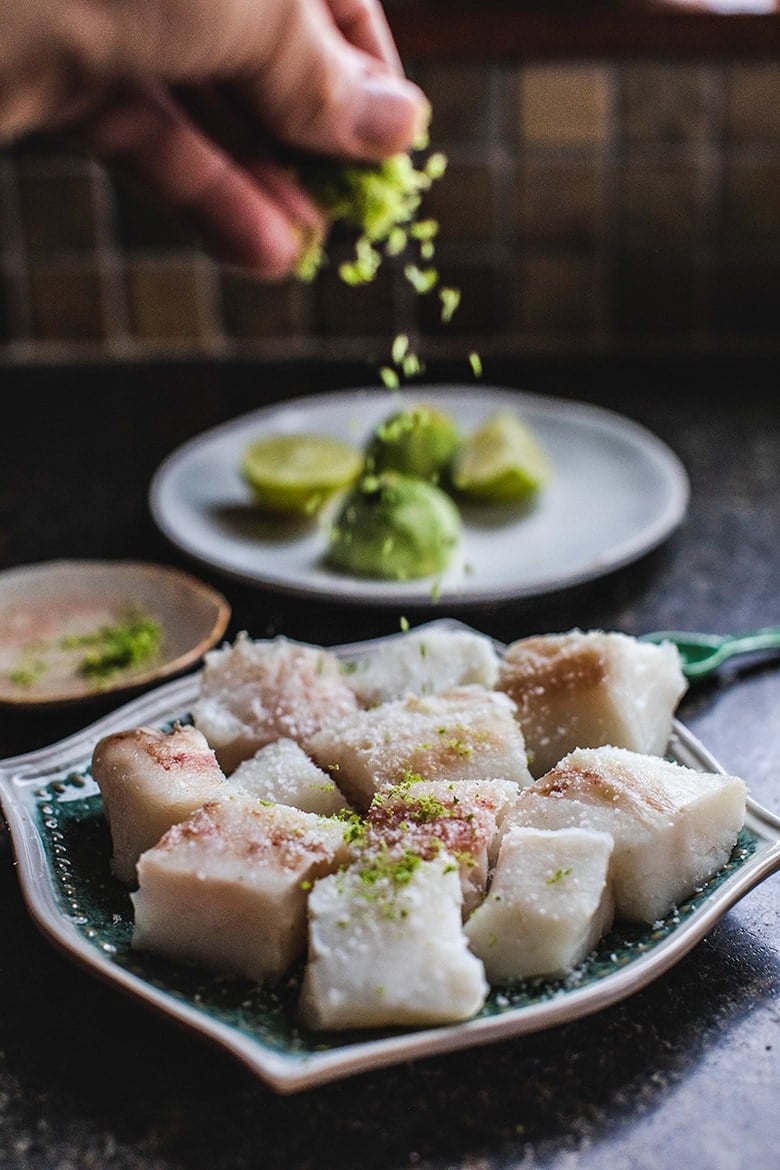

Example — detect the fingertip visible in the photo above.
[350,75,431,156]
[190,194,307,279]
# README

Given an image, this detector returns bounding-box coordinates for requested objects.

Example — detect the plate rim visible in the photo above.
[148,386,691,608]
[2,619,776,1094]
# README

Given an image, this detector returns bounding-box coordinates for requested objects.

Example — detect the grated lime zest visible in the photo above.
[294,147,444,285]
[380,367,400,389]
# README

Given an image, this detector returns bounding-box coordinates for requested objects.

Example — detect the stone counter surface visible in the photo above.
[0,355,778,1169]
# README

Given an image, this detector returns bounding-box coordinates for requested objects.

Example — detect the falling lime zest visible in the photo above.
[404,265,439,295]
[379,366,400,389]
[424,151,448,181]
[440,287,461,324]
[294,146,446,287]
[292,136,478,395]
[292,141,467,384]
[386,226,408,256]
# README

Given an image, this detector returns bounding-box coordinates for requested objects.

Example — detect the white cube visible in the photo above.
[346,626,500,706]
[132,795,349,983]
[365,777,520,916]
[298,852,489,1030]
[193,633,358,773]
[229,737,351,815]
[502,745,747,923]
[497,629,688,776]
[91,723,225,883]
[465,826,615,981]
[308,686,533,812]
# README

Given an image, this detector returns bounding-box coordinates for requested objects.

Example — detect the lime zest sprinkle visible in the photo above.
[401,352,425,379]
[356,846,423,892]
[410,218,439,242]
[386,226,408,256]
[9,659,47,688]
[379,366,400,389]
[391,333,410,365]
[439,287,461,323]
[9,606,163,691]
[338,237,382,285]
[294,147,444,285]
[404,265,439,295]
[291,140,479,388]
[71,608,163,682]
[386,332,426,387]
[425,152,448,180]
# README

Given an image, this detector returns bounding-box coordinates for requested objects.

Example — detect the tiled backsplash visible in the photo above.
[1,58,779,363]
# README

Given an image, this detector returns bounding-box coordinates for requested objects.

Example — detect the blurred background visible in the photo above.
[1,0,779,367]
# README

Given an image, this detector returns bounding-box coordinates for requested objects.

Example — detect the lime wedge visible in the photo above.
[241,434,363,514]
[452,411,550,502]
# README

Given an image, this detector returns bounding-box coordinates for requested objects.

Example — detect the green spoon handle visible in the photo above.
[684,626,780,678]
[642,626,780,678]
[714,628,780,661]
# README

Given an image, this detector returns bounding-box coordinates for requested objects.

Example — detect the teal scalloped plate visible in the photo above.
[1,620,779,1094]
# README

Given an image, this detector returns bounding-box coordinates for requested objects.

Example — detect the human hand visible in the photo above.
[0,0,430,277]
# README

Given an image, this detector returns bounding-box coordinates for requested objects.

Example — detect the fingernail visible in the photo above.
[352,77,431,153]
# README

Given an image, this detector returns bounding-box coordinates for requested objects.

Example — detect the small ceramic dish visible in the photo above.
[0,559,231,707]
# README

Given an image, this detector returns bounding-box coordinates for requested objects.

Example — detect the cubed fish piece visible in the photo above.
[465,826,615,981]
[501,745,747,923]
[346,626,500,706]
[192,633,358,773]
[131,795,350,983]
[229,737,351,815]
[497,629,688,776]
[364,777,521,916]
[307,685,533,812]
[298,851,489,1030]
[91,723,226,883]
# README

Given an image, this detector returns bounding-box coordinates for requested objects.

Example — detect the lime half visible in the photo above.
[241,434,363,515]
[452,411,550,503]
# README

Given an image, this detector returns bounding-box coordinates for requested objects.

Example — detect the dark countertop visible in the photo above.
[0,355,778,1170]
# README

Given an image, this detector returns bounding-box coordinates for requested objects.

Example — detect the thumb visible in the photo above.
[235,0,430,160]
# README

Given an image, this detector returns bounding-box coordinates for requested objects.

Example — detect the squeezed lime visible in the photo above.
[451,411,550,502]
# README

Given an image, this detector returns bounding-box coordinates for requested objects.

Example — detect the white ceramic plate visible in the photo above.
[1,620,778,1094]
[149,386,690,607]
[0,560,231,707]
